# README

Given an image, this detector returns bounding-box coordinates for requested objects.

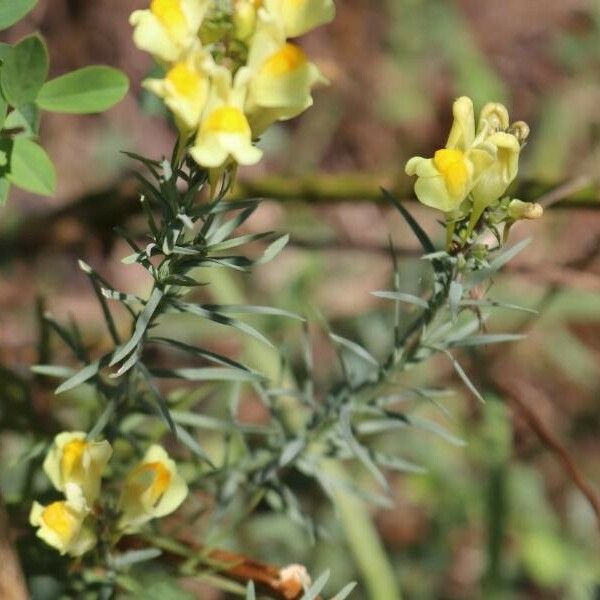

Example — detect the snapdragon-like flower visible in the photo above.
[263,0,335,38]
[29,485,96,557]
[43,431,112,507]
[405,96,528,229]
[130,0,209,63]
[118,445,188,532]
[143,49,213,132]
[190,66,263,168]
[405,97,495,213]
[245,12,326,134]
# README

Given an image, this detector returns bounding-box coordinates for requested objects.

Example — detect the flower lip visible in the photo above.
[262,43,307,76]
[41,501,79,544]
[151,0,187,34]
[433,149,469,198]
[203,106,251,135]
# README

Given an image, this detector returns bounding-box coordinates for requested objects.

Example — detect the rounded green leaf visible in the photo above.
[7,137,56,196]
[36,66,129,114]
[0,34,48,106]
[0,0,38,31]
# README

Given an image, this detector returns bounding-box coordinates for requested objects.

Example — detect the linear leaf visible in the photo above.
[172,301,274,348]
[150,367,263,383]
[447,333,526,348]
[371,290,428,308]
[340,407,388,490]
[329,333,378,367]
[381,188,435,253]
[149,337,249,371]
[300,570,330,600]
[331,582,357,600]
[201,304,303,321]
[110,288,163,366]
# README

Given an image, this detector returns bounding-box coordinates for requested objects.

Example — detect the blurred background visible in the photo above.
[2,0,600,598]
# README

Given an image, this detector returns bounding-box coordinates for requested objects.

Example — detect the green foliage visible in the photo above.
[0,35,48,106]
[8,137,56,196]
[0,0,37,31]
[37,66,129,114]
[0,15,128,203]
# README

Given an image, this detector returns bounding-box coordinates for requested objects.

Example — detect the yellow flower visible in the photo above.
[263,0,335,37]
[130,0,209,63]
[471,131,521,210]
[405,97,495,213]
[244,14,327,134]
[117,445,188,532]
[143,50,212,132]
[467,102,527,230]
[189,66,262,168]
[43,432,112,507]
[30,494,96,557]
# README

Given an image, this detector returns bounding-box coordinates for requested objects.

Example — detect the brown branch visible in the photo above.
[1,173,599,265]
[0,494,29,600]
[492,371,600,529]
[122,536,318,600]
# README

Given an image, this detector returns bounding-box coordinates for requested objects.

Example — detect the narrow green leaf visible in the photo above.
[330,333,378,367]
[37,66,129,114]
[0,0,38,30]
[255,234,289,265]
[381,188,435,253]
[300,570,330,600]
[371,290,428,308]
[109,548,162,569]
[31,365,75,378]
[448,280,462,321]
[490,238,531,271]
[174,424,213,464]
[331,582,358,600]
[110,288,163,366]
[7,137,56,195]
[340,407,388,490]
[447,333,526,348]
[459,298,538,314]
[149,337,249,371]
[0,34,48,106]
[201,304,303,321]
[88,400,117,439]
[150,367,262,383]
[172,300,274,348]
[245,582,256,600]
[55,358,105,394]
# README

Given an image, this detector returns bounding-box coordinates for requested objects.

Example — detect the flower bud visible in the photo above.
[234,0,258,40]
[508,199,543,220]
[277,564,311,599]
[509,121,530,145]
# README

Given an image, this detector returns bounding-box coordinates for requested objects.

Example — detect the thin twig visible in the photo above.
[492,372,600,529]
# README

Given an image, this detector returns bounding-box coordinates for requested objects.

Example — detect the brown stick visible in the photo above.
[0,494,29,600]
[492,372,600,529]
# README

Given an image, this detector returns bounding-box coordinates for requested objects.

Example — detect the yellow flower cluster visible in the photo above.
[130,0,335,168]
[405,96,536,231]
[30,433,188,557]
